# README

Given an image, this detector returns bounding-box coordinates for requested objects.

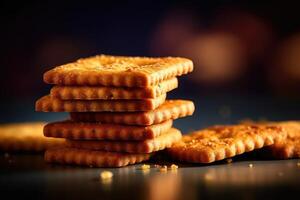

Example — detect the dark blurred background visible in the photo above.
[0,0,299,129]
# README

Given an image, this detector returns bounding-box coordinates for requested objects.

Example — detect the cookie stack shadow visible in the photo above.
[35,55,195,167]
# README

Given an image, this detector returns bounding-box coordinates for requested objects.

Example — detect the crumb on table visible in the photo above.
[140,164,150,170]
[100,171,113,180]
[170,164,178,170]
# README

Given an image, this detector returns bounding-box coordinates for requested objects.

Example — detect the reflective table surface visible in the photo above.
[1,153,300,200]
[1,93,299,199]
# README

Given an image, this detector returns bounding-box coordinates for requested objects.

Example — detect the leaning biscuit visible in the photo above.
[45,148,151,167]
[66,128,182,153]
[44,120,173,140]
[50,77,178,100]
[35,94,166,112]
[240,120,300,159]
[0,122,65,152]
[267,121,300,159]
[43,55,193,87]
[70,100,194,125]
[167,124,287,163]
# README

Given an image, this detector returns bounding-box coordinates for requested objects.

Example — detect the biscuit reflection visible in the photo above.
[146,172,182,200]
[200,164,294,186]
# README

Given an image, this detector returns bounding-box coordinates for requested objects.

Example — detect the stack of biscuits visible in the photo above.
[35,55,195,167]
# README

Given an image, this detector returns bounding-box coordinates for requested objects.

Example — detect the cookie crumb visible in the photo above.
[140,164,150,170]
[297,162,300,167]
[170,164,178,170]
[226,158,232,164]
[248,164,253,168]
[159,165,168,172]
[100,171,113,180]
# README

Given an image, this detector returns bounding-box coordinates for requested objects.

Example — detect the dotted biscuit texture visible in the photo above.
[268,121,300,159]
[0,122,65,152]
[50,78,178,100]
[35,94,166,112]
[45,148,151,167]
[70,100,195,125]
[44,120,173,140]
[66,128,182,153]
[167,125,287,163]
[43,55,193,87]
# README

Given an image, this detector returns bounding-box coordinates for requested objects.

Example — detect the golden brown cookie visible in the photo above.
[66,128,182,153]
[70,100,194,125]
[44,120,173,140]
[43,55,193,87]
[267,121,300,159]
[45,147,151,167]
[35,94,166,112]
[167,125,287,163]
[50,77,178,100]
[240,120,300,159]
[0,122,65,152]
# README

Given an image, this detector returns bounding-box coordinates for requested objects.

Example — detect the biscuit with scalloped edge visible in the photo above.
[45,148,151,167]
[43,55,193,87]
[240,120,300,159]
[70,100,194,125]
[66,128,182,153]
[44,120,172,140]
[50,77,178,100]
[267,121,300,159]
[167,125,287,163]
[35,94,166,112]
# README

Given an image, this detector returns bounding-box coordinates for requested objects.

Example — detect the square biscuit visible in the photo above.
[35,94,166,112]
[0,122,65,152]
[45,148,151,167]
[50,77,178,100]
[267,121,300,159]
[44,120,173,140]
[241,120,300,159]
[167,124,287,163]
[66,128,182,153]
[70,100,194,125]
[43,55,193,87]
